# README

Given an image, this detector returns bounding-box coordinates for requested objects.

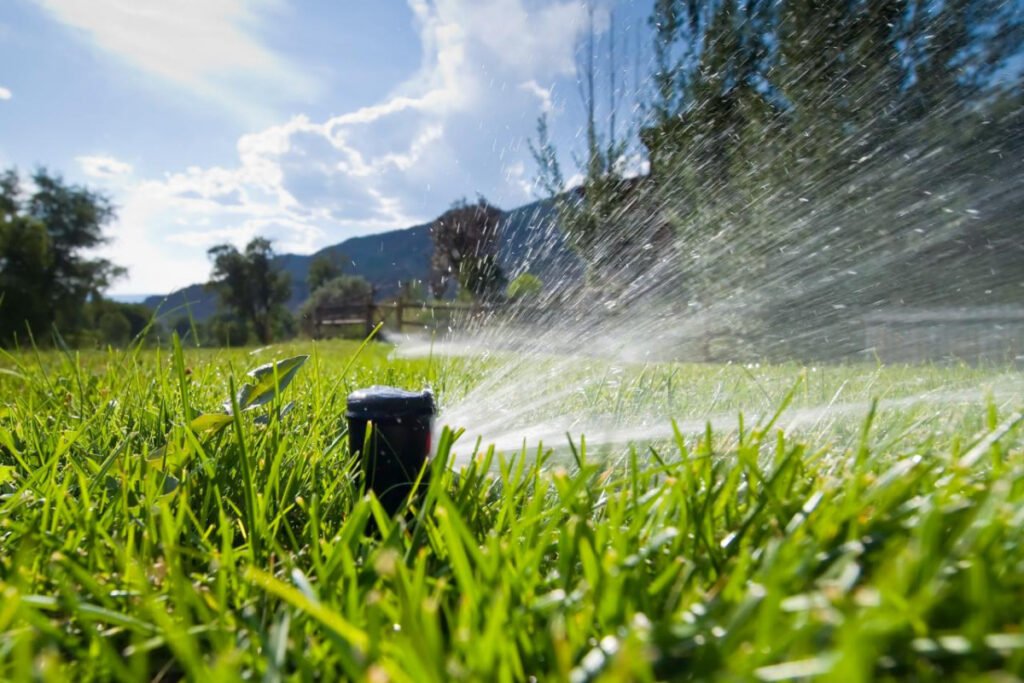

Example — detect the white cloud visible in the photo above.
[77,155,133,179]
[0,86,11,101]
[438,0,585,75]
[618,153,650,179]
[564,171,585,190]
[33,0,315,119]
[505,160,536,197]
[100,0,592,295]
[519,80,554,113]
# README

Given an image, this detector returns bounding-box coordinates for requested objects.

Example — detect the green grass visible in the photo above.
[0,340,1022,681]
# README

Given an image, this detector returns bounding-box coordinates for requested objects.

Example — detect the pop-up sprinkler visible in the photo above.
[346,386,435,516]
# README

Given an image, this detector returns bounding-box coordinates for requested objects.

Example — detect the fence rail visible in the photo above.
[315,300,1024,365]
[863,307,1024,364]
[312,300,500,338]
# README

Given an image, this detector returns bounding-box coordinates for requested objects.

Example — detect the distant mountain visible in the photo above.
[143,198,579,322]
[110,293,160,304]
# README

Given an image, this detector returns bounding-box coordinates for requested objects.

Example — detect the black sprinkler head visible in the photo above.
[346,386,435,516]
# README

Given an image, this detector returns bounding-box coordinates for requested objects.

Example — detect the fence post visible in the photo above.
[395,298,404,332]
[365,301,375,338]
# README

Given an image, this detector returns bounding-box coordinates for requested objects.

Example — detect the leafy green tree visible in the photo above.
[169,315,203,345]
[506,272,543,301]
[204,313,250,347]
[529,5,640,282]
[398,279,427,303]
[84,299,160,347]
[207,237,291,345]
[96,309,131,346]
[429,197,505,300]
[637,0,1024,358]
[0,167,125,345]
[638,0,785,310]
[533,0,1023,359]
[460,254,506,301]
[298,275,373,337]
[307,252,344,293]
[0,213,51,341]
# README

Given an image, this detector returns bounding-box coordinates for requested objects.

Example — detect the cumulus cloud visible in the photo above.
[519,80,555,113]
[77,155,133,179]
[32,0,315,119]
[97,0,593,294]
[0,86,11,101]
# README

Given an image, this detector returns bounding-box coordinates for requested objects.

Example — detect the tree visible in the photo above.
[398,279,427,303]
[0,167,125,345]
[0,212,51,341]
[207,237,291,345]
[96,309,131,346]
[636,0,1024,359]
[307,252,344,293]
[460,254,506,301]
[205,313,250,347]
[636,0,784,311]
[84,299,161,347]
[507,272,543,301]
[429,197,505,300]
[298,275,373,337]
[525,0,1024,360]
[530,4,655,286]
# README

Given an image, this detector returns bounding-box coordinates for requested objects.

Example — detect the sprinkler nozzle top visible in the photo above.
[345,385,435,420]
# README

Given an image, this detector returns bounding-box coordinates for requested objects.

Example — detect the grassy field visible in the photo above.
[0,339,1022,681]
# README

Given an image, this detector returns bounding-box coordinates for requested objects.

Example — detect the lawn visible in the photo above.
[0,339,1022,681]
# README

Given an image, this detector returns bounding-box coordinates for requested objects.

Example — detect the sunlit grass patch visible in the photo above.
[0,341,1021,680]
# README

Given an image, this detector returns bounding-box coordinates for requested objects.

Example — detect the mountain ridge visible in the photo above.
[142,197,579,321]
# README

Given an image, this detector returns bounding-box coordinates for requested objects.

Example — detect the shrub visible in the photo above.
[299,275,373,337]
[507,272,543,301]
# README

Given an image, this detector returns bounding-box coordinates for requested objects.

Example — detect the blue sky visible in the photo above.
[0,0,652,295]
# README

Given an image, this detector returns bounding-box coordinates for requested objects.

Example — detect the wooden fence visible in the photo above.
[316,300,1024,365]
[863,307,1024,364]
[313,300,498,338]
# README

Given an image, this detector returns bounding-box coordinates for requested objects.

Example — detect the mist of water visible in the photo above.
[394,8,1023,461]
